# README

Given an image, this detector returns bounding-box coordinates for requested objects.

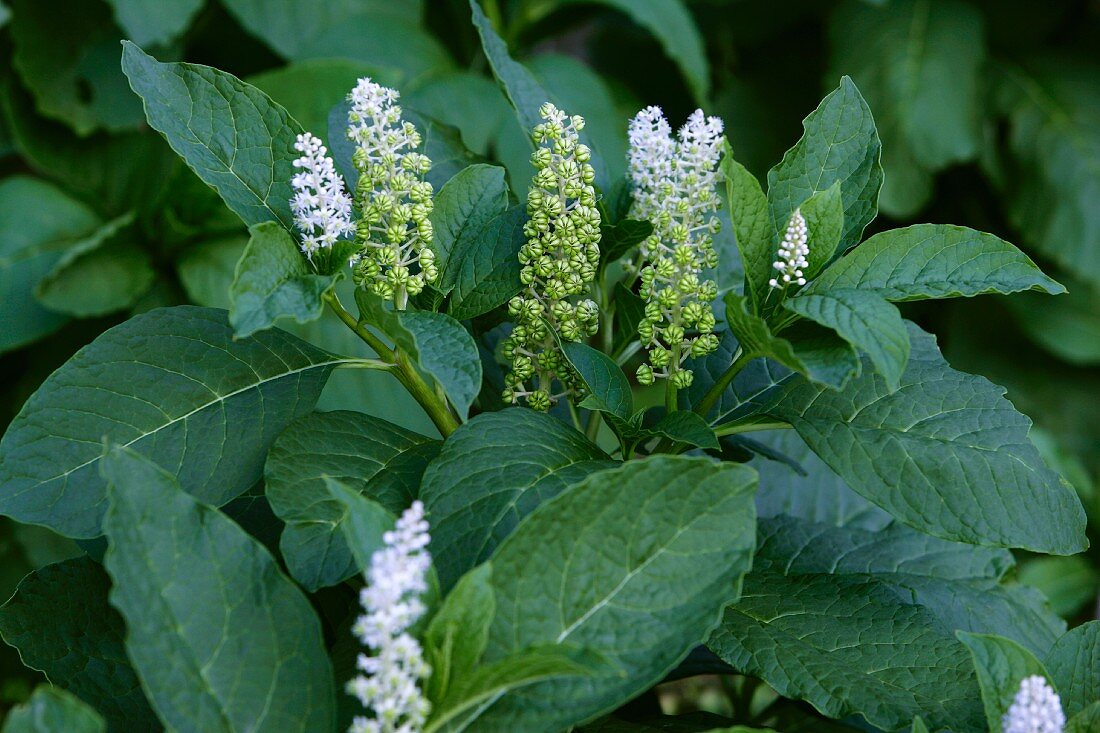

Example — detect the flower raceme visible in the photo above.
[769,208,810,290]
[347,501,433,733]
[1002,675,1066,733]
[289,132,356,260]
[628,107,724,390]
[502,103,602,411]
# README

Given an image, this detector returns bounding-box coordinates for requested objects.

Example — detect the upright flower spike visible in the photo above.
[346,78,438,309]
[628,107,723,390]
[289,132,356,260]
[769,208,809,290]
[1002,675,1066,733]
[347,501,432,733]
[502,103,601,411]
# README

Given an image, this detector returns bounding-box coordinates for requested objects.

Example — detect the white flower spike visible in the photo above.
[1002,675,1066,733]
[289,132,355,260]
[347,501,432,733]
[769,208,809,289]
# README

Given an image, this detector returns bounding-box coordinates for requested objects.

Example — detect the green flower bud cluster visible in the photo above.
[627,107,725,389]
[502,103,602,411]
[346,78,439,309]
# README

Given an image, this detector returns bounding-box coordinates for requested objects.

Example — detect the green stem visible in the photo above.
[713,420,791,437]
[693,346,752,419]
[324,292,459,437]
[336,358,394,371]
[584,409,602,442]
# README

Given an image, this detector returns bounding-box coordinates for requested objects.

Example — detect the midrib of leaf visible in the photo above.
[31,357,352,489]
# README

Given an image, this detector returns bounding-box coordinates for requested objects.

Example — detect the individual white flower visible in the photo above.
[290,132,355,260]
[346,78,438,308]
[628,107,723,389]
[502,103,601,412]
[1002,675,1066,733]
[347,501,432,733]
[769,208,809,289]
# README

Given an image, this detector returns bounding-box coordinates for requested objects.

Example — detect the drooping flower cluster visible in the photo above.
[347,501,432,733]
[628,107,723,389]
[769,208,809,289]
[502,103,601,411]
[290,132,356,260]
[346,78,438,308]
[1002,675,1066,733]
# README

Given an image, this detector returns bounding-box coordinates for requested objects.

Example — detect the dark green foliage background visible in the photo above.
[0,0,1098,728]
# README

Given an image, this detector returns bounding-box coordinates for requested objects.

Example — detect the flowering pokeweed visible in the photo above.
[289,132,356,260]
[347,501,433,733]
[502,103,601,411]
[769,207,810,290]
[1002,675,1066,733]
[627,106,724,392]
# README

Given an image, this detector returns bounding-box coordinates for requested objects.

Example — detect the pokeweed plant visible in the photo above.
[0,4,1097,733]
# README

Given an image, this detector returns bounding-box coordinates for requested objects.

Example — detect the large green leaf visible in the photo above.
[561,342,633,420]
[420,409,613,591]
[446,203,526,320]
[356,291,482,419]
[120,42,302,230]
[105,0,203,46]
[324,477,395,572]
[406,71,512,157]
[229,222,337,338]
[680,329,792,425]
[806,224,1064,301]
[0,306,348,538]
[0,557,157,731]
[766,77,882,256]
[711,515,1062,732]
[994,58,1100,290]
[101,446,335,732]
[958,633,1050,733]
[265,410,438,590]
[1045,622,1100,719]
[9,0,144,135]
[783,288,910,389]
[0,177,101,353]
[430,164,510,293]
[721,151,772,310]
[827,0,986,216]
[755,322,1086,553]
[1,686,105,733]
[220,0,448,81]
[1004,270,1100,366]
[472,456,758,732]
[424,564,495,706]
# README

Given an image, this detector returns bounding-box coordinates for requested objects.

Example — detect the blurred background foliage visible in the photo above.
[0,0,1098,723]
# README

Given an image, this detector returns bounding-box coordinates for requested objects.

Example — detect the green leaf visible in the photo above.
[1019,555,1099,618]
[356,291,482,418]
[756,322,1086,553]
[911,717,930,733]
[562,0,709,104]
[640,411,719,451]
[1,686,105,733]
[220,0,448,81]
[721,149,772,310]
[561,342,633,420]
[420,409,613,591]
[121,42,303,230]
[105,0,203,46]
[249,58,397,137]
[406,71,512,156]
[579,714,764,732]
[431,164,510,293]
[425,564,495,706]
[806,224,1064,301]
[428,643,615,733]
[101,446,335,732]
[599,219,653,271]
[712,516,1062,732]
[324,476,394,571]
[472,455,757,732]
[993,58,1100,289]
[446,203,526,320]
[1068,704,1100,733]
[828,0,985,216]
[1045,622,1100,719]
[611,282,646,355]
[33,212,155,318]
[783,288,910,389]
[9,0,144,135]
[264,410,437,590]
[177,235,250,309]
[0,176,102,353]
[725,291,862,390]
[799,181,843,277]
[228,221,338,338]
[0,306,348,538]
[1004,270,1100,366]
[767,77,883,256]
[958,632,1051,733]
[0,557,157,731]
